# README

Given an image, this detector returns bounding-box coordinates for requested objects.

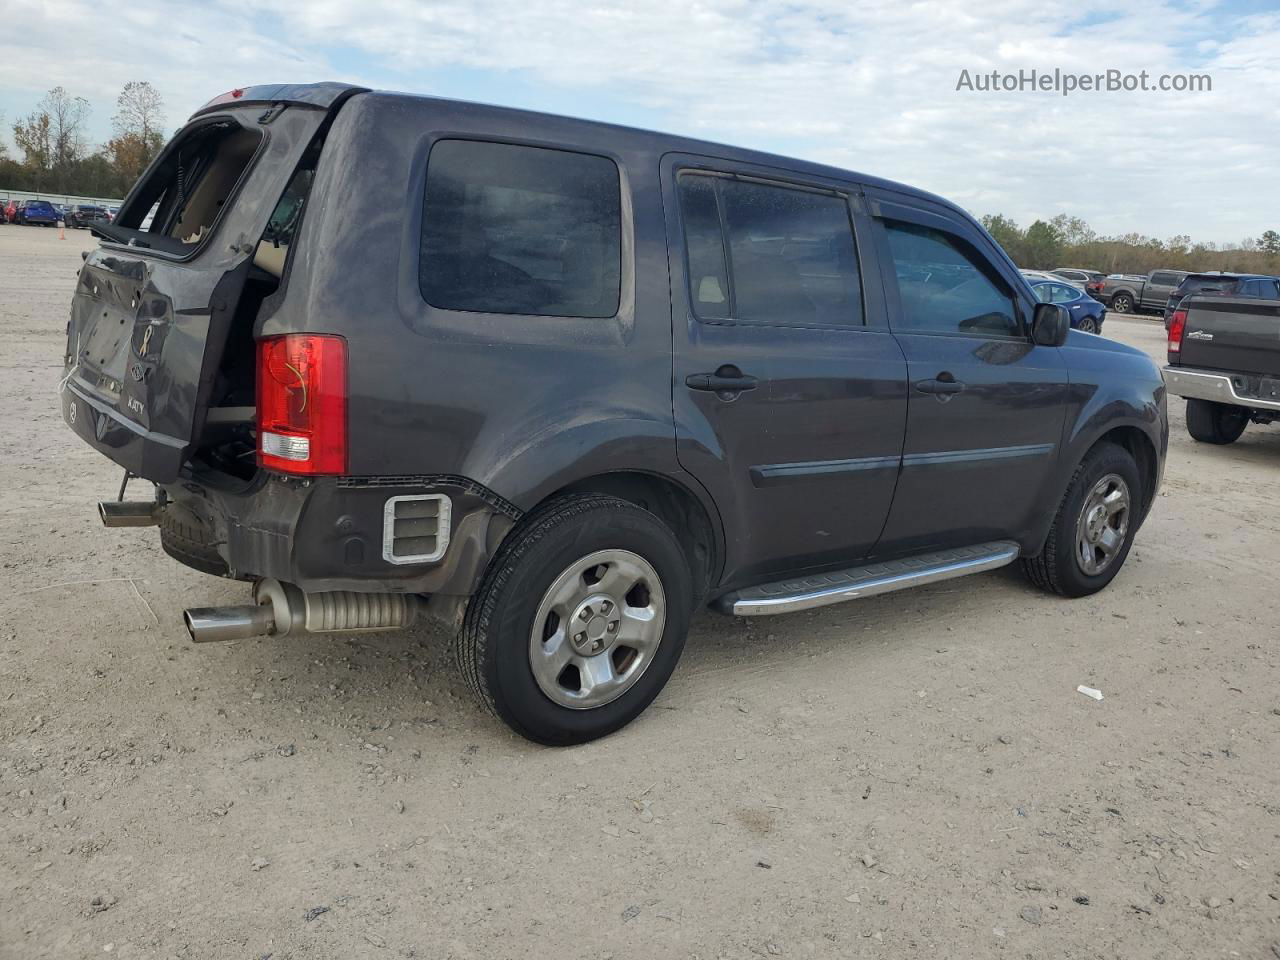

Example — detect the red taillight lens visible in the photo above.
[256,334,347,475]
[1167,309,1187,358]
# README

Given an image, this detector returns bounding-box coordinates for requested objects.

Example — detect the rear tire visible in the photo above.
[458,494,694,746]
[1078,315,1098,334]
[1111,293,1133,313]
[1022,442,1142,598]
[1185,399,1248,444]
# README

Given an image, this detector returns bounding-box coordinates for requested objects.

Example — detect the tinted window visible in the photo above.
[883,221,1020,337]
[677,175,730,315]
[1031,282,1052,302]
[677,173,863,327]
[1051,283,1078,304]
[1150,271,1179,286]
[420,140,621,318]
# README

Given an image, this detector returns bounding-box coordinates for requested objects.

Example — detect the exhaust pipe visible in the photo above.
[184,605,276,643]
[183,579,421,643]
[99,500,160,527]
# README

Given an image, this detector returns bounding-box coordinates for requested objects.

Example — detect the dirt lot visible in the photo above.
[1,224,1277,960]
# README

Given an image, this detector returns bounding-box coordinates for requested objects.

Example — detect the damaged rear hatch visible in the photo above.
[60,82,365,483]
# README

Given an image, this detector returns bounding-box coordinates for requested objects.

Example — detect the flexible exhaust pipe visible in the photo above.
[99,500,160,527]
[182,579,421,643]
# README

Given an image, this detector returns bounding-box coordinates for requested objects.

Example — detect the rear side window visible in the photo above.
[883,220,1019,338]
[1050,283,1078,304]
[420,140,621,319]
[1150,271,1179,286]
[676,173,863,327]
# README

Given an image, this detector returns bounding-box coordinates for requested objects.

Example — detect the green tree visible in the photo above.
[1022,220,1062,269]
[107,81,166,189]
[13,110,53,188]
[1260,230,1280,255]
[980,213,1024,261]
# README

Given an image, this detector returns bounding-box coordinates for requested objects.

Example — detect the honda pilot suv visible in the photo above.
[61,83,1168,744]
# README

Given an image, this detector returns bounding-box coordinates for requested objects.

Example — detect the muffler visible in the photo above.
[183,578,421,643]
[99,500,160,527]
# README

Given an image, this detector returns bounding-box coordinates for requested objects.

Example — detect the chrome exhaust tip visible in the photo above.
[183,604,276,643]
[99,500,160,527]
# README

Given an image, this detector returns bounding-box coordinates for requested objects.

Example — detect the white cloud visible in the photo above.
[3,0,1277,242]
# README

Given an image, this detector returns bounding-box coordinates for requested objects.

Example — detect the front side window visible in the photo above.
[420,140,621,318]
[883,220,1020,337]
[676,173,863,327]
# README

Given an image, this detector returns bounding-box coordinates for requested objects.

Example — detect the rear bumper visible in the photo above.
[61,377,189,482]
[156,471,518,595]
[1162,366,1280,411]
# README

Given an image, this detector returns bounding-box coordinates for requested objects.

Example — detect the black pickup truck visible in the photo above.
[1164,294,1280,443]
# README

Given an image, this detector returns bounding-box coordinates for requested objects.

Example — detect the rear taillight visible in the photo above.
[256,334,347,475]
[1167,309,1187,359]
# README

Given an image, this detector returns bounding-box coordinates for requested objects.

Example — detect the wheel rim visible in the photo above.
[528,549,666,710]
[1075,473,1130,576]
[1114,296,1130,312]
[1080,317,1097,334]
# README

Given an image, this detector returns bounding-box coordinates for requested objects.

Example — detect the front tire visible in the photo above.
[1185,399,1248,444]
[458,494,693,745]
[1022,442,1142,598]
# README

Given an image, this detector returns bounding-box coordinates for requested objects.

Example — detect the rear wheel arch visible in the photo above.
[551,471,722,602]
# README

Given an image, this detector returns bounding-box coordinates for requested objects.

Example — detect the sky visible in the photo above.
[2,0,1277,244]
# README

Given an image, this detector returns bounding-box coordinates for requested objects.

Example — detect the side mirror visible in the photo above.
[1032,302,1070,346]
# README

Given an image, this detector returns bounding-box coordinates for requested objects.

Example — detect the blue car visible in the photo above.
[16,200,60,226]
[1029,278,1107,334]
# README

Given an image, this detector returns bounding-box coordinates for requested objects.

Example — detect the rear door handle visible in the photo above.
[686,371,758,393]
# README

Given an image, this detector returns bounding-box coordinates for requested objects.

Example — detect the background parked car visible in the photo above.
[13,200,60,226]
[1162,272,1280,327]
[1097,269,1188,314]
[3,199,17,222]
[1052,268,1106,298]
[1028,277,1107,333]
[63,204,110,229]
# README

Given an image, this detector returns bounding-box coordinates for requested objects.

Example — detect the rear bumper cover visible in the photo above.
[159,471,519,595]
[1162,366,1280,411]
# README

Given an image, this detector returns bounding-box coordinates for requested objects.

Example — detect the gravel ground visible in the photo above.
[2,225,1278,959]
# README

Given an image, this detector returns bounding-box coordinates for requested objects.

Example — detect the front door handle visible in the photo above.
[686,370,758,393]
[915,374,965,396]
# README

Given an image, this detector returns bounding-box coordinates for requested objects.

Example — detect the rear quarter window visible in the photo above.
[418,140,622,319]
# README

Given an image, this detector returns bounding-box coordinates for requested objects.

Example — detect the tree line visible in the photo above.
[981,213,1280,277]
[0,82,165,199]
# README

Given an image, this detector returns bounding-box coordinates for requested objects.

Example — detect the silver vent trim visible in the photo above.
[381,494,451,565]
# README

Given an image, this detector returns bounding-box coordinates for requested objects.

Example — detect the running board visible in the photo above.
[717,541,1020,617]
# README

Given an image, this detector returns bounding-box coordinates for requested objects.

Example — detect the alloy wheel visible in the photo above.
[1075,473,1130,576]
[528,549,666,709]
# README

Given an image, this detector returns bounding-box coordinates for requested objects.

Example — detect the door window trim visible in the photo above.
[671,164,870,332]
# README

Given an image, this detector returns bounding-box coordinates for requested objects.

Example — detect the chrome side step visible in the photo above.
[717,541,1020,617]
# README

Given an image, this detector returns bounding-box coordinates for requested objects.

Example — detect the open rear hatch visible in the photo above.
[60,83,364,483]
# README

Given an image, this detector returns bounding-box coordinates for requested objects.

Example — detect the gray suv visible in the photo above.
[61,83,1168,744]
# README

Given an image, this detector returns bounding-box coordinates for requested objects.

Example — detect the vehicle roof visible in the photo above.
[199,83,988,238]
[1179,271,1272,282]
